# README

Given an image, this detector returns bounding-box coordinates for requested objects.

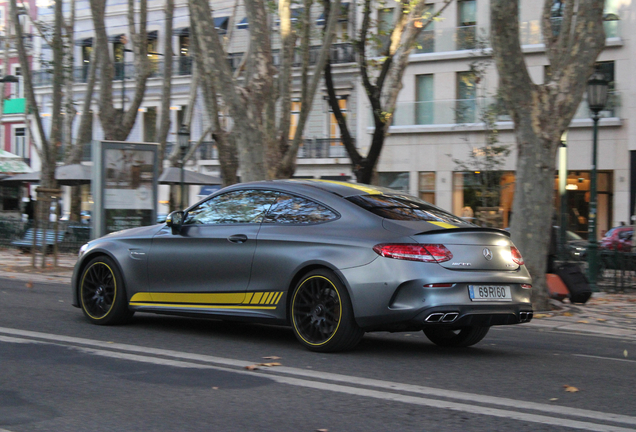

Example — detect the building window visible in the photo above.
[379,172,409,193]
[415,74,434,125]
[378,8,394,52]
[419,172,435,204]
[144,107,157,143]
[11,67,23,98]
[147,31,159,74]
[414,4,435,54]
[81,44,93,81]
[179,34,191,75]
[453,171,515,228]
[456,71,476,123]
[457,0,476,50]
[288,101,301,140]
[113,41,124,80]
[14,128,27,158]
[328,97,347,157]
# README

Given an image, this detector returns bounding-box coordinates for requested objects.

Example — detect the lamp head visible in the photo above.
[587,72,609,114]
[177,125,190,151]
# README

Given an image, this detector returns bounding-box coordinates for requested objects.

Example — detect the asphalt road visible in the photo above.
[1,277,635,432]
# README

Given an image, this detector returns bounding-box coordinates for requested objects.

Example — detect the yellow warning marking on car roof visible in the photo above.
[301,179,383,195]
[429,221,457,229]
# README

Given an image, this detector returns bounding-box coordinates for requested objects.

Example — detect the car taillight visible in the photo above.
[373,244,453,263]
[511,246,524,265]
[521,284,532,289]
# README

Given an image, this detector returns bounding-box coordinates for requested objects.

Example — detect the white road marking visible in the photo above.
[573,354,636,364]
[1,326,635,431]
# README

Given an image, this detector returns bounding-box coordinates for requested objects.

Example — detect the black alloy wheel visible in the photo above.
[79,256,134,325]
[423,326,490,347]
[291,269,364,352]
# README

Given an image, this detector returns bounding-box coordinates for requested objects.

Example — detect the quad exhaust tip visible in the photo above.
[425,312,459,323]
[519,311,533,323]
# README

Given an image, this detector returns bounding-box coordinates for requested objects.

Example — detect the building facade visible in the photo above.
[0,0,37,214]
[28,0,634,238]
[360,0,628,240]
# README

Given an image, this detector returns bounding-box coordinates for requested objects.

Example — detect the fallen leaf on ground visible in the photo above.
[262,356,281,360]
[212,387,219,390]
[257,362,282,367]
[625,350,628,358]
[563,312,573,317]
[596,318,607,322]
[534,314,549,319]
[245,365,260,371]
[549,398,558,401]
[577,320,589,324]
[25,281,33,289]
[563,385,579,393]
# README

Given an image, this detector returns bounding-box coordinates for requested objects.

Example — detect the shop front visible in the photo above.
[452,170,613,240]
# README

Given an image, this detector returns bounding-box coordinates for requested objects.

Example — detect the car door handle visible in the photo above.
[228,234,248,244]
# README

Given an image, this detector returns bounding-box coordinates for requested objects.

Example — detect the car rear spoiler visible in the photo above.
[414,227,511,237]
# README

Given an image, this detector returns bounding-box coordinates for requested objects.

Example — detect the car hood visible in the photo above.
[99,224,165,241]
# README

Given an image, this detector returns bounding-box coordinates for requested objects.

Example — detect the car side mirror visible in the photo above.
[166,211,184,235]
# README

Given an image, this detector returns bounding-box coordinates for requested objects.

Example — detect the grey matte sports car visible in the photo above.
[72,180,533,352]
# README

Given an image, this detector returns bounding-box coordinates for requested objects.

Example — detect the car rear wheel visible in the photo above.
[79,256,134,325]
[291,269,364,352]
[423,326,490,347]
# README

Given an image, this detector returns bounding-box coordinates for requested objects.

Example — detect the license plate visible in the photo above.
[469,285,512,302]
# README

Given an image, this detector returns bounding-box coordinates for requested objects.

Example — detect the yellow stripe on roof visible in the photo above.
[429,221,457,229]
[301,179,383,195]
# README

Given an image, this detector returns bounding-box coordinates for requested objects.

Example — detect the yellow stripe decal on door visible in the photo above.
[129,292,283,310]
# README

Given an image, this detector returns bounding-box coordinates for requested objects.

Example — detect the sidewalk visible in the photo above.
[1,247,635,339]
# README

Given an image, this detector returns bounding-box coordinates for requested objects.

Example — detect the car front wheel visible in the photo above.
[79,256,134,325]
[423,326,490,347]
[291,269,364,352]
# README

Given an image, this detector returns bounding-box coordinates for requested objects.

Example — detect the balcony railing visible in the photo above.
[297,138,351,158]
[33,44,355,87]
[388,93,620,127]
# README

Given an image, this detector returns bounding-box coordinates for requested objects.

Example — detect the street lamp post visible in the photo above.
[177,125,190,210]
[558,132,568,262]
[586,72,609,291]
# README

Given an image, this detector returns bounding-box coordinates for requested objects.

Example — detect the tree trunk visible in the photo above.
[491,0,605,310]
[189,0,272,182]
[90,0,150,141]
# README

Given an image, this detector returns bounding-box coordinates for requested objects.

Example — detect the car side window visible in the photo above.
[184,190,277,225]
[262,193,338,224]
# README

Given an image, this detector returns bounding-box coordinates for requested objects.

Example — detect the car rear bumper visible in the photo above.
[339,257,533,330]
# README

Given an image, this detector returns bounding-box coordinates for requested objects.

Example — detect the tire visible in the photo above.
[79,256,134,325]
[290,269,364,352]
[423,326,490,347]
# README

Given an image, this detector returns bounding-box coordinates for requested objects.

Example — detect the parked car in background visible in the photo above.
[600,226,633,251]
[563,229,588,259]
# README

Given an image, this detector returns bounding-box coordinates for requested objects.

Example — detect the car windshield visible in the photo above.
[566,231,584,241]
[347,194,470,224]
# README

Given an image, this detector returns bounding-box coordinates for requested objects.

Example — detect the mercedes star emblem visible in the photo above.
[483,248,493,261]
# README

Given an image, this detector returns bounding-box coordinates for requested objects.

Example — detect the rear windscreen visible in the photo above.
[347,194,471,224]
